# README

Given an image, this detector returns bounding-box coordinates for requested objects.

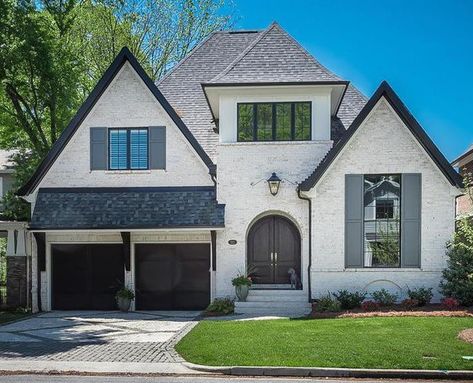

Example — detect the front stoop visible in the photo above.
[183,362,473,380]
[234,289,311,317]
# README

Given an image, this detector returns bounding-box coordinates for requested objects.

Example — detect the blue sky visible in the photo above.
[228,0,472,161]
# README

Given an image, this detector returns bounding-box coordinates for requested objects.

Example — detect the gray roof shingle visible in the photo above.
[30,187,225,230]
[209,23,341,84]
[157,23,367,158]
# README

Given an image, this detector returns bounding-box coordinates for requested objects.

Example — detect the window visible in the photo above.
[237,102,311,142]
[363,174,401,268]
[109,128,148,170]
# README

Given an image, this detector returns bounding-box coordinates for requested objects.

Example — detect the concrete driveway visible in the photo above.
[0,311,199,364]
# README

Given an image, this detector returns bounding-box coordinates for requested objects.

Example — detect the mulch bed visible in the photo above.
[310,304,473,319]
[458,329,473,344]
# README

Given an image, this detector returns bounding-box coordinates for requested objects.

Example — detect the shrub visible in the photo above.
[441,297,460,311]
[115,287,135,301]
[332,290,366,310]
[371,289,398,306]
[231,274,252,287]
[440,172,473,306]
[205,298,234,315]
[361,300,379,312]
[407,287,433,306]
[440,244,473,306]
[314,294,342,312]
[401,298,419,310]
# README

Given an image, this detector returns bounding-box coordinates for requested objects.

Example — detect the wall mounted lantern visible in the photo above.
[267,172,281,196]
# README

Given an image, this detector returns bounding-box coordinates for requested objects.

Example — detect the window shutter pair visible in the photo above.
[90,126,166,170]
[344,174,421,268]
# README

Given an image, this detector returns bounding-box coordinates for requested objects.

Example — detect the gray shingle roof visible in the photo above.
[158,31,262,160]
[158,22,367,159]
[209,23,341,84]
[30,187,225,230]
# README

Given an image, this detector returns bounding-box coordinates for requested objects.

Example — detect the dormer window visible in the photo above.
[237,102,311,142]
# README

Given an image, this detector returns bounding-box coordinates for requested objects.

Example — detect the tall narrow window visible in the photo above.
[237,102,311,142]
[363,174,401,267]
[109,128,149,170]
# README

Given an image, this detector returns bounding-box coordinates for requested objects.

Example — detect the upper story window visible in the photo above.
[237,102,311,142]
[109,128,148,170]
[363,174,401,268]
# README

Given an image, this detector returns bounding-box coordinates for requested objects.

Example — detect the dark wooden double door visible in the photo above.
[247,215,301,285]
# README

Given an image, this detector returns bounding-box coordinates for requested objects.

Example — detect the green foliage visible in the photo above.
[0,238,6,284]
[205,298,234,315]
[407,287,433,306]
[368,226,400,267]
[371,289,398,306]
[0,0,233,219]
[440,172,473,306]
[115,287,135,300]
[332,289,366,310]
[313,294,342,312]
[231,274,252,287]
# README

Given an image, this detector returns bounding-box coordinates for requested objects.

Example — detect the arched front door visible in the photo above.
[247,215,301,286]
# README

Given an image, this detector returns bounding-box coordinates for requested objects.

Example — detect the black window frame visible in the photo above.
[108,127,149,171]
[237,101,312,142]
[362,173,402,269]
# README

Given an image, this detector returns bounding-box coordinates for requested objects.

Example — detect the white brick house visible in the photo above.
[18,23,462,314]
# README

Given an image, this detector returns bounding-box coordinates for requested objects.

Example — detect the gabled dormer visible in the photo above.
[202,23,348,143]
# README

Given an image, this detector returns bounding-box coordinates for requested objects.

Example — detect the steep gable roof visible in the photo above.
[158,30,263,159]
[18,47,214,196]
[299,81,463,191]
[209,22,341,84]
[452,144,473,167]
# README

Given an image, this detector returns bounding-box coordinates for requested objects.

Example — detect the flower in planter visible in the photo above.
[441,297,460,311]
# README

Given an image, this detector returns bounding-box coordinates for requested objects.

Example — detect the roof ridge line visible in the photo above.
[273,23,342,81]
[157,32,218,86]
[210,23,274,82]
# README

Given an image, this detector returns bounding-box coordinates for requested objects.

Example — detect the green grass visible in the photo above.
[0,311,30,325]
[176,317,473,370]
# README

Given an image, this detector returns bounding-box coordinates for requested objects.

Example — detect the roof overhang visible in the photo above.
[202,81,349,125]
[299,81,463,191]
[452,146,473,168]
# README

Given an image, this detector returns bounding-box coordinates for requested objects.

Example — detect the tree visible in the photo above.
[0,0,233,220]
[440,172,473,306]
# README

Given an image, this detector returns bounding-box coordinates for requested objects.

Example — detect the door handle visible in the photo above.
[274,252,278,263]
[270,252,274,262]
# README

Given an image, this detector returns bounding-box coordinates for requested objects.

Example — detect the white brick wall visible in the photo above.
[309,98,458,301]
[215,141,332,297]
[38,62,212,191]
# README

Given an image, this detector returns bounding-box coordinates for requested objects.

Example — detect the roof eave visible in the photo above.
[299,81,463,191]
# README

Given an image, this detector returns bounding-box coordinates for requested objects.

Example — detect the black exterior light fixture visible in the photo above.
[267,172,282,196]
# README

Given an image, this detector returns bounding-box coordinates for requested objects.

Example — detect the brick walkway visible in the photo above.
[0,311,199,363]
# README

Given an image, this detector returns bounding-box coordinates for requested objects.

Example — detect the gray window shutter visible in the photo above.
[401,173,422,268]
[149,126,166,169]
[90,127,107,170]
[345,174,364,268]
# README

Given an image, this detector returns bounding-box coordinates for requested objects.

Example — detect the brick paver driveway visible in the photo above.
[0,311,199,363]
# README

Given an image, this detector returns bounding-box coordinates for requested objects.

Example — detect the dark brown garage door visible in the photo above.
[52,244,124,310]
[135,244,210,310]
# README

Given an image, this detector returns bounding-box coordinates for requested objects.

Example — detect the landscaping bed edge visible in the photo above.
[182,362,473,379]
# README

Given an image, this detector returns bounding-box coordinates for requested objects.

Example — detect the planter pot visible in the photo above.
[116,297,131,312]
[235,285,250,302]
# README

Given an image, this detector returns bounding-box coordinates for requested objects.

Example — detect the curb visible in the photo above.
[182,362,473,380]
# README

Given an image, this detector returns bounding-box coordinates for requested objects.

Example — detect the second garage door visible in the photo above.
[135,244,210,310]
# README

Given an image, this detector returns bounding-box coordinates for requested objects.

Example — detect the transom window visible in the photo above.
[363,174,401,268]
[109,128,148,170]
[237,102,311,142]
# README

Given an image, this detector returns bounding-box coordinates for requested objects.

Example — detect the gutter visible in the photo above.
[297,186,312,303]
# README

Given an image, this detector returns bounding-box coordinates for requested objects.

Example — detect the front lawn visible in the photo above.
[176,317,473,370]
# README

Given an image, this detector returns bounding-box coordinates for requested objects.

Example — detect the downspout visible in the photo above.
[297,186,312,303]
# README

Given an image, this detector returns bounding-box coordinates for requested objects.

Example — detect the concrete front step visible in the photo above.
[235,301,311,309]
[249,289,304,296]
[246,295,308,302]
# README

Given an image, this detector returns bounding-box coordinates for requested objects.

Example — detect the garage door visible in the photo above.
[52,244,125,310]
[135,244,210,310]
